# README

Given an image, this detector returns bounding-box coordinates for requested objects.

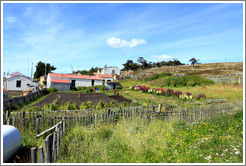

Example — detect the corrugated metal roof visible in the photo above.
[49,73,103,80]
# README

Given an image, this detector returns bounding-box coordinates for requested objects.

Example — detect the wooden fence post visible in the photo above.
[45,133,54,163]
[38,146,44,163]
[22,112,26,129]
[12,116,15,127]
[31,147,37,163]
[63,117,66,135]
[36,118,40,135]
[53,132,57,162]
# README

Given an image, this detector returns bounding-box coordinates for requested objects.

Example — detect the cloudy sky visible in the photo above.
[2,2,244,77]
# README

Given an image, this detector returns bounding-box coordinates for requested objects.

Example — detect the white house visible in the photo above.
[4,72,38,91]
[97,66,121,80]
[47,73,103,91]
[97,66,120,75]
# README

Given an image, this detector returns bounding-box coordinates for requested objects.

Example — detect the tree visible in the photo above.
[189,57,200,66]
[137,57,149,69]
[122,60,139,71]
[34,61,56,78]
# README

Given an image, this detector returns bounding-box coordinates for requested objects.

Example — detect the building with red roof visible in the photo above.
[47,73,104,91]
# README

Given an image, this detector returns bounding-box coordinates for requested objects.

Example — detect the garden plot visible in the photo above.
[34,93,131,108]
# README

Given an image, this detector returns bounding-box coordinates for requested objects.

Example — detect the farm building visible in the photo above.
[3,89,8,101]
[97,66,121,80]
[3,72,38,91]
[97,74,114,84]
[47,73,103,91]
[106,82,121,90]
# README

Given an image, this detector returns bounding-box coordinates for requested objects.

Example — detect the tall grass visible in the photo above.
[58,109,243,163]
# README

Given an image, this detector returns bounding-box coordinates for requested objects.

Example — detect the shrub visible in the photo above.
[116,85,122,90]
[47,87,57,93]
[174,91,182,97]
[166,89,174,96]
[96,100,105,109]
[87,101,95,108]
[161,75,214,87]
[196,94,206,100]
[79,102,89,110]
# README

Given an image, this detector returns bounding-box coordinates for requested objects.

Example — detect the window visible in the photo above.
[112,70,115,74]
[16,80,21,87]
[107,80,111,82]
[91,80,94,86]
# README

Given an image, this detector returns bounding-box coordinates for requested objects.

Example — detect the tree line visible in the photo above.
[122,57,185,71]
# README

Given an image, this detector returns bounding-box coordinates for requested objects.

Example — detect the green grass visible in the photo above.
[57,109,243,163]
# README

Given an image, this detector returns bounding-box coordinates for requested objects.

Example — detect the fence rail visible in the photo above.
[3,101,243,163]
[3,89,48,110]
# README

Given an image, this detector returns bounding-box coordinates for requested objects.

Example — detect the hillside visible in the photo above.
[121,62,243,78]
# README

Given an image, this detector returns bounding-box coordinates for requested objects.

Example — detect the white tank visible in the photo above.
[3,125,22,163]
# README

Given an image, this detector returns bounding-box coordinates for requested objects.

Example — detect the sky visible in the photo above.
[2,2,244,77]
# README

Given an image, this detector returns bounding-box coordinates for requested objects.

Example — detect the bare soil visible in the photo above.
[108,95,132,103]
[34,93,132,108]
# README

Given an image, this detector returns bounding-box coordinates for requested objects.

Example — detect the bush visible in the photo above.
[96,100,105,109]
[79,102,89,110]
[116,85,122,90]
[161,75,214,87]
[196,94,206,100]
[47,87,57,93]
[146,72,172,82]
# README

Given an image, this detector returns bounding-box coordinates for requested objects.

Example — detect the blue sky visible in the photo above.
[2,2,244,77]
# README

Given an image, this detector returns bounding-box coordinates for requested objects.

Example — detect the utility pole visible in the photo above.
[45,32,49,76]
[31,63,33,80]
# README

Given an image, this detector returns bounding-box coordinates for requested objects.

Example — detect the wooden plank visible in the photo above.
[36,121,63,138]
[31,147,37,163]
[38,146,44,163]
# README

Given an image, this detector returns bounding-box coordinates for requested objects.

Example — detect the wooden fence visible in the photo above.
[3,101,243,163]
[3,89,48,110]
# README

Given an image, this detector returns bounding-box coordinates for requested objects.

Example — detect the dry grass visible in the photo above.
[121,62,243,77]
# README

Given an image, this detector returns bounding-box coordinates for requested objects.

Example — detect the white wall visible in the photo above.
[103,67,120,75]
[5,76,38,91]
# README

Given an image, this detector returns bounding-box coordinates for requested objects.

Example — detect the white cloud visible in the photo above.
[107,37,146,48]
[5,16,16,23]
[152,54,174,61]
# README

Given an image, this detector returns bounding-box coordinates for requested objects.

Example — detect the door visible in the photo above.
[92,80,94,86]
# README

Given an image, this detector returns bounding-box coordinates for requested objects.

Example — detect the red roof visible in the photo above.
[3,89,8,92]
[97,74,113,78]
[51,79,71,84]
[49,73,103,80]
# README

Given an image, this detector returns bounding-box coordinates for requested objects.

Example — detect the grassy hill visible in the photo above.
[121,62,243,77]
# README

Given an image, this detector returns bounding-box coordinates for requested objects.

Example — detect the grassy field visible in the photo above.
[118,78,243,106]
[58,108,243,163]
[121,62,243,77]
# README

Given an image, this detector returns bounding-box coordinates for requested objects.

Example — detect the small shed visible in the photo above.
[3,89,8,101]
[50,79,71,92]
[106,82,121,90]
